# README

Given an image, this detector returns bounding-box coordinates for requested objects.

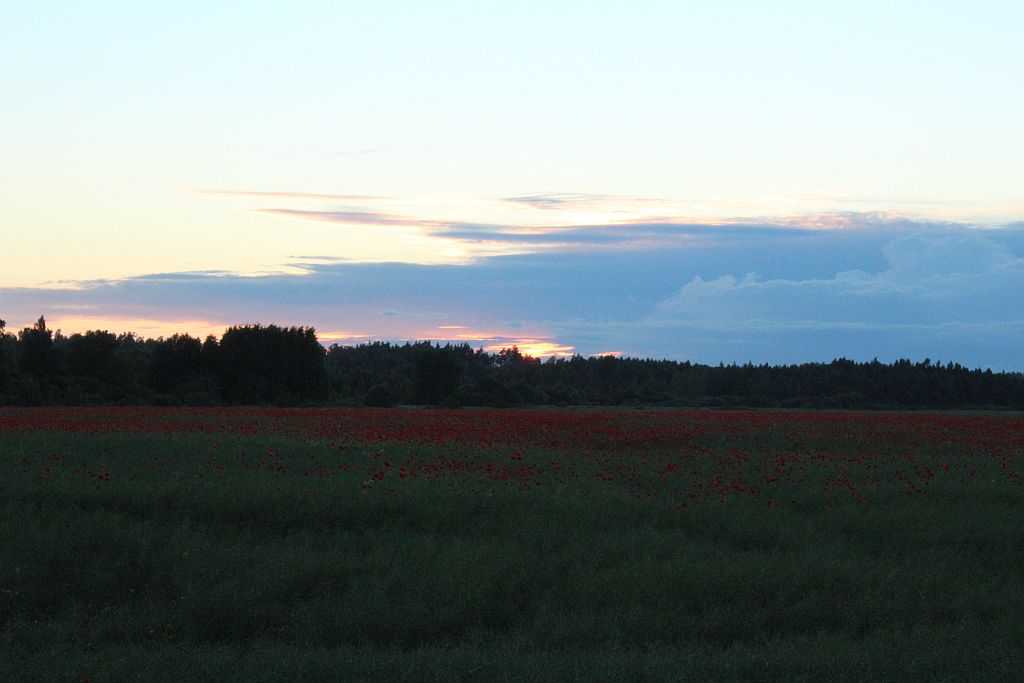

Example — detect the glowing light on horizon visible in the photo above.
[416,328,508,342]
[37,316,228,340]
[413,327,577,358]
[483,340,576,358]
[317,331,371,344]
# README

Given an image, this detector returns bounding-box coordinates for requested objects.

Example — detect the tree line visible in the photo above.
[1,316,1022,408]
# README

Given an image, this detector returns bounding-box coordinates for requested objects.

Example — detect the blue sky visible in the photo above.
[2,2,1023,367]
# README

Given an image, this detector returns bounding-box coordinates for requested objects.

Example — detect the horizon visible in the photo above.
[3,2,1023,369]
[6,315,1020,375]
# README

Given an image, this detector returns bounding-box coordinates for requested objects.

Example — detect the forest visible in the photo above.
[1,316,1022,409]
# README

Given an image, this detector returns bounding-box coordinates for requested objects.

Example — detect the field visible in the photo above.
[2,407,1023,681]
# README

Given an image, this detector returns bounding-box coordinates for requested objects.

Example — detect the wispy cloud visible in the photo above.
[504,193,617,210]
[504,191,1024,227]
[736,211,959,231]
[326,147,389,157]
[502,192,675,213]
[380,309,445,320]
[259,208,417,226]
[259,205,934,255]
[196,188,388,201]
[196,185,1024,269]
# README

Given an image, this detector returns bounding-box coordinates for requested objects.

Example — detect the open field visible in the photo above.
[2,407,1023,681]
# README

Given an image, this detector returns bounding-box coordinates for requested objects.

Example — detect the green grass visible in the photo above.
[2,429,1023,681]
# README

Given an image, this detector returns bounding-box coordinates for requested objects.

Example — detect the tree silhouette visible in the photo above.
[413,345,463,405]
[18,315,56,375]
[67,330,119,378]
[0,319,10,390]
[218,324,327,403]
[1,313,1022,408]
[149,334,203,392]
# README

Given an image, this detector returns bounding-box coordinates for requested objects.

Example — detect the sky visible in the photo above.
[2,2,1023,368]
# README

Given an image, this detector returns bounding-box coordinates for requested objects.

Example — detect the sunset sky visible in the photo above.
[3,2,1023,367]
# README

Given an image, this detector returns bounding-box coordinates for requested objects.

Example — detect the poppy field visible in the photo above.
[3,407,1024,680]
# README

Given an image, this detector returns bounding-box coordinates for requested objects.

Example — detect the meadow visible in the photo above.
[2,407,1023,681]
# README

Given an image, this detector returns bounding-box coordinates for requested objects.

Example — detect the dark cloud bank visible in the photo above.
[4,218,1024,370]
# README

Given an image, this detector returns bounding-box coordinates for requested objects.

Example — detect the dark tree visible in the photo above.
[149,334,203,393]
[364,382,400,407]
[413,345,463,405]
[0,319,11,390]
[198,335,221,378]
[66,330,119,378]
[18,316,57,375]
[217,324,327,403]
[2,312,1023,408]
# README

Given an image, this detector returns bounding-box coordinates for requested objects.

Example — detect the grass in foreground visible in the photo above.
[2,415,1023,681]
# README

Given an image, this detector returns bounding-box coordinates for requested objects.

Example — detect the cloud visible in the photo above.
[191,186,1024,276]
[196,189,388,201]
[614,231,1024,367]
[380,309,445,320]
[728,211,941,230]
[256,205,912,256]
[502,192,679,213]
[198,183,1019,269]
[503,193,618,210]
[5,221,1023,369]
[327,148,389,157]
[259,208,416,226]
[653,232,1024,325]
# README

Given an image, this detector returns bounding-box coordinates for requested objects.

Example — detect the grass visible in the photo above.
[2,421,1023,681]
